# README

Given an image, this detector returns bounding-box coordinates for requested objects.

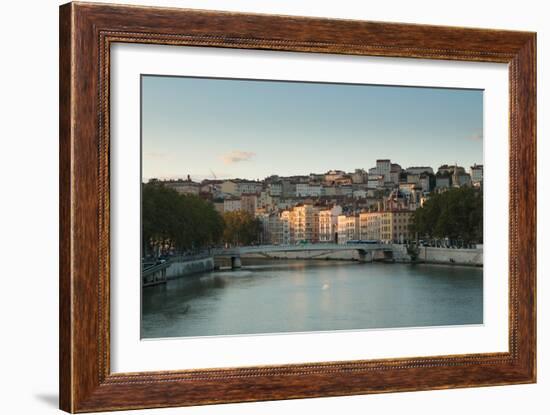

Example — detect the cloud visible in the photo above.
[144,151,168,159]
[468,131,483,141]
[221,151,256,164]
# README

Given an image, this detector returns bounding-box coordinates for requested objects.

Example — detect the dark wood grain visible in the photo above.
[59,2,536,412]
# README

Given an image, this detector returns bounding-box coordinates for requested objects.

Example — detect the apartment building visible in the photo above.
[380,211,414,243]
[359,212,382,241]
[289,204,318,243]
[337,215,359,244]
[318,205,342,243]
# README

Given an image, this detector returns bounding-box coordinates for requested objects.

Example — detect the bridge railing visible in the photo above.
[212,243,389,256]
[142,261,170,277]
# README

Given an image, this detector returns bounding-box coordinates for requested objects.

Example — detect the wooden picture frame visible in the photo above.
[59,2,536,412]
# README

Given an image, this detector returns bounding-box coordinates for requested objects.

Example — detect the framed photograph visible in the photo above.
[59,2,536,412]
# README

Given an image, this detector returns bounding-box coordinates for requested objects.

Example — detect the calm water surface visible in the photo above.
[141,260,483,338]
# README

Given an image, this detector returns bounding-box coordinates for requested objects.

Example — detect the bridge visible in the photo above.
[213,243,394,269]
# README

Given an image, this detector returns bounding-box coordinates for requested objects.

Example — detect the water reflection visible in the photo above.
[141,260,483,338]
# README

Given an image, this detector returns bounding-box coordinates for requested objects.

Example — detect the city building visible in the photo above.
[318,205,342,242]
[238,180,263,195]
[257,191,276,211]
[324,170,347,184]
[165,159,480,245]
[419,173,434,193]
[470,164,483,185]
[220,180,239,196]
[353,189,368,199]
[379,211,414,243]
[370,159,392,182]
[296,183,323,197]
[437,164,459,175]
[289,204,318,243]
[280,210,291,245]
[223,198,241,213]
[435,173,451,189]
[367,174,384,189]
[162,176,200,195]
[267,182,282,196]
[240,193,258,215]
[390,163,402,184]
[406,166,434,175]
[220,180,263,196]
[337,215,359,244]
[255,210,270,244]
[359,212,382,241]
[351,169,367,184]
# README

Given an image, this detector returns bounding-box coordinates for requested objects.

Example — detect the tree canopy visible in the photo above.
[411,187,483,244]
[142,183,263,255]
[142,183,224,254]
[222,210,262,246]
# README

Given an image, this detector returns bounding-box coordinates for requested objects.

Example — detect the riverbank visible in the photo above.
[418,246,483,267]
[166,256,215,279]
[143,256,216,286]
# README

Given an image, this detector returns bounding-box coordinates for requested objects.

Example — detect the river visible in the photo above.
[141,260,483,338]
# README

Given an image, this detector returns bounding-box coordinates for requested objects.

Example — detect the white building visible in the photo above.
[279,211,291,245]
[163,177,200,195]
[367,175,384,189]
[295,183,322,197]
[223,198,241,212]
[353,189,368,199]
[268,182,282,196]
[373,159,392,182]
[238,181,263,195]
[318,205,342,243]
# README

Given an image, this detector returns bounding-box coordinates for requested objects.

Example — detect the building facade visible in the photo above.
[318,205,342,243]
[337,215,359,244]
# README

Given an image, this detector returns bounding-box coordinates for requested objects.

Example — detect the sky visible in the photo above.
[142,75,483,181]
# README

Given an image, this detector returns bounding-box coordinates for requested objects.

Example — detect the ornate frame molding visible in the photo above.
[60,2,536,412]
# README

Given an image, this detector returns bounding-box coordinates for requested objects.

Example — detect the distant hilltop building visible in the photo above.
[406,166,434,175]
[368,159,391,183]
[434,163,476,190]
[470,164,483,186]
[150,175,200,196]
[220,179,263,196]
[450,163,472,188]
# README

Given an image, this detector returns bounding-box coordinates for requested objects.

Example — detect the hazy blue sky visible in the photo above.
[142,75,483,181]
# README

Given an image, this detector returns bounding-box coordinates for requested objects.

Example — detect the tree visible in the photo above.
[142,183,224,256]
[412,187,483,244]
[222,210,262,246]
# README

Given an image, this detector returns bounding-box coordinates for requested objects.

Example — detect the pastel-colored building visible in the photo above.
[337,215,359,244]
[318,205,342,243]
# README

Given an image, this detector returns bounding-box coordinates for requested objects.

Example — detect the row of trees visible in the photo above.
[142,183,262,256]
[411,186,483,244]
